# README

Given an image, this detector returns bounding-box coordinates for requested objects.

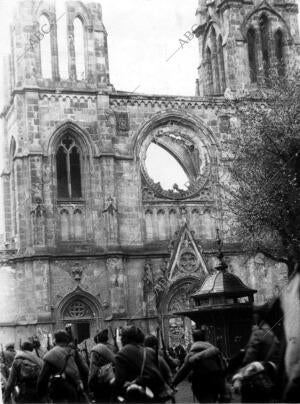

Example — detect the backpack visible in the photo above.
[96,362,115,386]
[19,359,40,382]
[48,352,79,401]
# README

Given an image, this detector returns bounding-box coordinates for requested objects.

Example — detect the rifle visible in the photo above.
[159,329,176,403]
[160,328,168,361]
[65,323,74,344]
[19,339,22,350]
[0,343,9,379]
[155,327,160,367]
[160,328,176,371]
[109,326,119,352]
[84,341,90,367]
[47,334,51,351]
[0,343,5,363]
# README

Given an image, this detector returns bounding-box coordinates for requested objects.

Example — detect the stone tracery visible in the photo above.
[140,122,211,200]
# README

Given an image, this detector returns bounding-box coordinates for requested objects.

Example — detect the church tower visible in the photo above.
[8,0,110,93]
[195,0,300,96]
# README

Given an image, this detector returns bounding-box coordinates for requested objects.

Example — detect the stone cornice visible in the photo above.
[273,2,298,13]
[0,320,55,327]
[109,92,229,110]
[0,87,102,118]
[1,242,244,263]
[1,87,235,119]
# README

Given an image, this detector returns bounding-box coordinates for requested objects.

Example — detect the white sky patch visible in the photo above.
[74,17,85,80]
[39,14,52,78]
[145,143,189,190]
[56,1,68,80]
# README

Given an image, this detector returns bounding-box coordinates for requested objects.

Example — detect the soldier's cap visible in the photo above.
[94,329,109,343]
[5,343,15,350]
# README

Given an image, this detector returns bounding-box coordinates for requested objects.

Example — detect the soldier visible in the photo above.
[172,329,226,403]
[4,341,43,404]
[88,329,116,402]
[37,330,86,403]
[114,326,172,402]
[1,343,16,392]
[144,334,173,386]
[1,343,16,378]
[31,336,46,359]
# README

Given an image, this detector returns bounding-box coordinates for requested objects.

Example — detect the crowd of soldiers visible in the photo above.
[0,302,299,403]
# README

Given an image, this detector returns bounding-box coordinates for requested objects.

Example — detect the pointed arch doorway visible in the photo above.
[160,276,204,348]
[56,289,103,343]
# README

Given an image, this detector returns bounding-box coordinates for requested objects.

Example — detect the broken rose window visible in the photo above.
[140,123,211,200]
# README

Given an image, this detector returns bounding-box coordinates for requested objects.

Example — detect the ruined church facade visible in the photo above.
[0,0,298,347]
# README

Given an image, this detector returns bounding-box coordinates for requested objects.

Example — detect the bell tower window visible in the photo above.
[247,28,258,83]
[56,136,82,198]
[205,47,213,95]
[39,14,52,78]
[259,14,270,79]
[275,29,285,76]
[218,35,226,92]
[74,17,85,80]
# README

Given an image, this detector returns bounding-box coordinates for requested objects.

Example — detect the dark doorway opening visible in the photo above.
[76,322,90,344]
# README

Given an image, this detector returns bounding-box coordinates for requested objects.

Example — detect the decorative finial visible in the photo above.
[195,79,200,96]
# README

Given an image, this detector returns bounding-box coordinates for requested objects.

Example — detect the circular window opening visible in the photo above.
[145,143,189,191]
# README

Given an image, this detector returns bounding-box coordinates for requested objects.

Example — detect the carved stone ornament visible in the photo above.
[54,260,86,283]
[143,259,154,295]
[71,262,83,283]
[143,259,157,315]
[104,109,116,127]
[168,224,209,280]
[64,300,92,318]
[103,196,118,216]
[30,197,46,217]
[178,251,198,273]
[115,111,130,131]
[168,283,198,313]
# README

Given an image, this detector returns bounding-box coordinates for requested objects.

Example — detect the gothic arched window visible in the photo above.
[275,29,285,76]
[210,27,220,94]
[217,35,226,92]
[247,28,258,83]
[39,14,52,78]
[74,17,85,80]
[206,47,213,95]
[56,136,82,199]
[259,14,270,79]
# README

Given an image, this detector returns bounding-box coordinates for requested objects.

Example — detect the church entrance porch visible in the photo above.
[56,289,103,345]
[159,276,204,349]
